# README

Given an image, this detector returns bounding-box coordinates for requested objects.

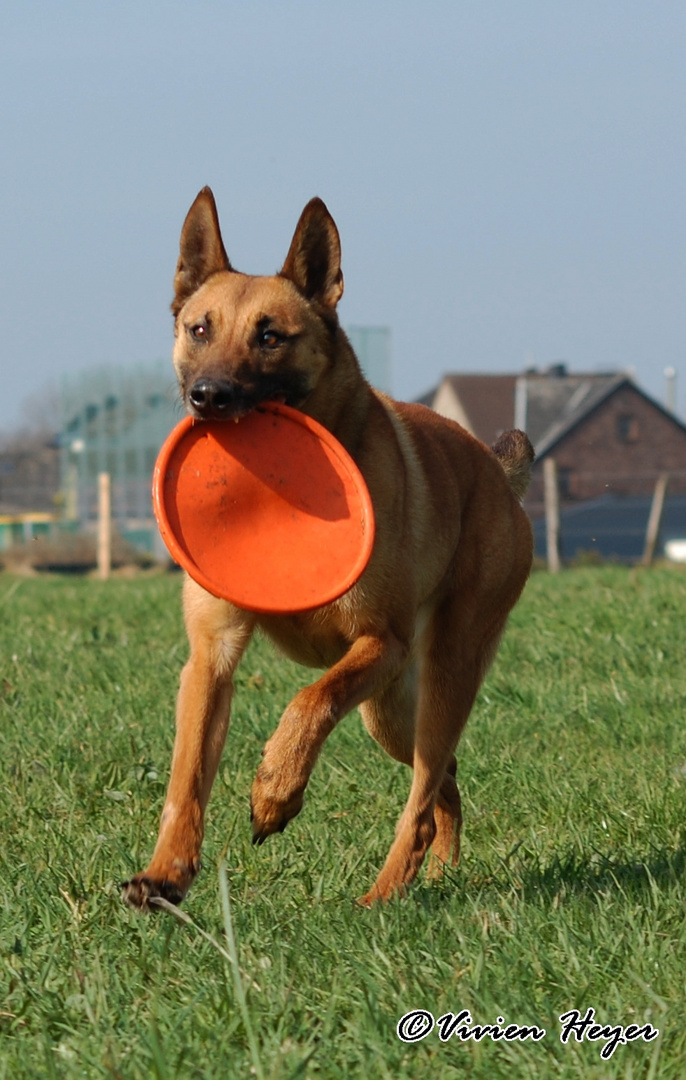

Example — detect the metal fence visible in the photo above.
[60,360,182,551]
[532,493,686,564]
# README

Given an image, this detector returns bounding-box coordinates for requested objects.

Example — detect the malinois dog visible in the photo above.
[123,188,534,909]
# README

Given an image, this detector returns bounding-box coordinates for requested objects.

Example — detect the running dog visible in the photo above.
[123,188,534,908]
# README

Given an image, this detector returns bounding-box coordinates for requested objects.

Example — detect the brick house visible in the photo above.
[425,365,686,519]
[525,374,686,516]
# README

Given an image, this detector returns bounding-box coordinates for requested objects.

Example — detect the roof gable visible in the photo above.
[429,369,686,455]
[522,373,622,448]
[435,374,517,445]
[534,377,686,457]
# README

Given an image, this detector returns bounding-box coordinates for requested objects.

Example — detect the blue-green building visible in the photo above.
[60,327,391,555]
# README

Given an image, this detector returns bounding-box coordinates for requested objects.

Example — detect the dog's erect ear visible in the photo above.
[280,198,344,309]
[172,187,232,316]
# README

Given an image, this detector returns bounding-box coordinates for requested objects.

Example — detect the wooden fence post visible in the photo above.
[97,472,111,580]
[543,457,561,572]
[642,473,668,566]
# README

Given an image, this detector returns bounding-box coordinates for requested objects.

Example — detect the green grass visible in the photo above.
[0,566,685,1078]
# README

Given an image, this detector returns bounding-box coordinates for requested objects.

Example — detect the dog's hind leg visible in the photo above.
[358,594,506,906]
[361,664,462,877]
[428,756,463,875]
[123,577,256,909]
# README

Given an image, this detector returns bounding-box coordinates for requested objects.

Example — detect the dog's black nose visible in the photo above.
[188,378,236,419]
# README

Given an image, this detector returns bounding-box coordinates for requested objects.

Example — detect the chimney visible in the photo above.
[546,362,567,378]
[664,366,677,413]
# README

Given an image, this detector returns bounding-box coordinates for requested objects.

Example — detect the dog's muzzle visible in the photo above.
[187,373,306,420]
[187,378,242,420]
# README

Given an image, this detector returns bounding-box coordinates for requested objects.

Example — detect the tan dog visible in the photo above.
[123,188,534,909]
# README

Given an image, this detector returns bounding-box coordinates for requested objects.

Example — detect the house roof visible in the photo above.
[438,374,517,445]
[533,373,686,456]
[428,367,682,456]
[523,372,624,452]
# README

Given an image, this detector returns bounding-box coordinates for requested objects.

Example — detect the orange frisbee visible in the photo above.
[152,404,375,613]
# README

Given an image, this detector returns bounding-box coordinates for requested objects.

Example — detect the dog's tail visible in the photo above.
[491,429,535,500]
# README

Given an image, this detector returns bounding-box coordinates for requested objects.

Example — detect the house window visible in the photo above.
[616,413,639,444]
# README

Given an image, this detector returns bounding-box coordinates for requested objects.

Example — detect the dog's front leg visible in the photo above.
[123,578,255,909]
[250,632,406,843]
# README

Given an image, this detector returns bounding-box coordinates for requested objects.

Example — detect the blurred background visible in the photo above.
[1,0,684,566]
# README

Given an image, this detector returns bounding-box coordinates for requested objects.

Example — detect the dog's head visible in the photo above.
[171,188,345,421]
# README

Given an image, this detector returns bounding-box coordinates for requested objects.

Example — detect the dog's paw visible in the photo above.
[121,874,187,911]
[250,767,305,844]
[356,877,409,907]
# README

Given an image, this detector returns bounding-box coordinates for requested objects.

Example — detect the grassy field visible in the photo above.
[0,566,684,1078]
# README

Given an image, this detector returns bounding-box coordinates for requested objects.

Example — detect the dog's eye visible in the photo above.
[190,323,208,341]
[258,328,284,349]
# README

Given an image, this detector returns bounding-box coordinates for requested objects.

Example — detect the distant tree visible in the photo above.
[0,386,61,514]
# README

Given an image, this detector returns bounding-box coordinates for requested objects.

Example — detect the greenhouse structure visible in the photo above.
[59,327,391,556]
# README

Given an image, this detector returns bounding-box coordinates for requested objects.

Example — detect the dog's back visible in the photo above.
[370,394,534,589]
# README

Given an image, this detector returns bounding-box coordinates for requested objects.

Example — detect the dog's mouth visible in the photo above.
[184,376,307,422]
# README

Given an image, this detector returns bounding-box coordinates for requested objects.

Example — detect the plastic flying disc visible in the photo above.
[152,404,375,613]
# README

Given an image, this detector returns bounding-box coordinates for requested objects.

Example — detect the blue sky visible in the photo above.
[1,1,684,432]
